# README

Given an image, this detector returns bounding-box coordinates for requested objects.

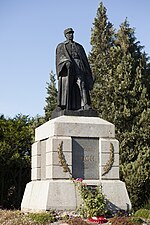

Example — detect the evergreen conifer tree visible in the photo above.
[89,2,115,115]
[90,2,150,209]
[114,20,150,209]
[44,71,57,121]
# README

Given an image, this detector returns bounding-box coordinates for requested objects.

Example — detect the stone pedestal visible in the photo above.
[21,116,131,212]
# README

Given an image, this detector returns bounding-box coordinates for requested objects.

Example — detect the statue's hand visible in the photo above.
[66,61,72,69]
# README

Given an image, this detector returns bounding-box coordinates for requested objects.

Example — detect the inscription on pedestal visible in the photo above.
[72,137,99,179]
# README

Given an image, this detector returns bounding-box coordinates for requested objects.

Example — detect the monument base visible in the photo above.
[21,116,131,212]
[101,180,131,212]
[21,180,131,212]
[21,180,80,212]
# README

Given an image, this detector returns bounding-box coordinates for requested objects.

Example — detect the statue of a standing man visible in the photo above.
[56,28,94,111]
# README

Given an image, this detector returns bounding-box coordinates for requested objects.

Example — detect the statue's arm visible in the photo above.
[56,43,70,77]
[76,43,94,90]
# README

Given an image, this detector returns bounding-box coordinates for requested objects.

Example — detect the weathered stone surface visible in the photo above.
[101,180,132,211]
[41,140,46,180]
[99,138,120,180]
[101,166,119,180]
[35,116,115,141]
[32,141,41,156]
[46,151,72,166]
[47,136,72,153]
[46,165,71,179]
[31,168,41,181]
[32,155,41,168]
[21,180,131,212]
[100,138,119,153]
[101,153,119,166]
[21,180,78,211]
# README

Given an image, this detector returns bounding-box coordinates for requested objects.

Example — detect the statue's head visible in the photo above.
[64,28,74,41]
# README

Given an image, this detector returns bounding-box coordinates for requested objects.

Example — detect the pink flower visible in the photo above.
[75,178,83,182]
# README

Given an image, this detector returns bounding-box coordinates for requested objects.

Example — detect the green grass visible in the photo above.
[134,209,150,219]
[130,217,144,224]
[0,210,56,225]
[28,212,56,224]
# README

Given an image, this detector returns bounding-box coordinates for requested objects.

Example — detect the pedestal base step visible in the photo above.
[21,180,131,212]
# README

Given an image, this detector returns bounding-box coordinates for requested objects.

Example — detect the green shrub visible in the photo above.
[130,217,144,224]
[75,182,107,218]
[143,199,150,210]
[134,209,150,219]
[28,212,55,224]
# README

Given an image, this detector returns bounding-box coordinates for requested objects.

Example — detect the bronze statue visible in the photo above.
[56,28,94,111]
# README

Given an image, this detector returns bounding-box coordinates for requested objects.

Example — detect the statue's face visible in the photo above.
[65,32,74,41]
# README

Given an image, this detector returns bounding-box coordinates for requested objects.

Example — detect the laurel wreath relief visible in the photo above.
[102,143,115,176]
[57,141,72,176]
[57,141,115,177]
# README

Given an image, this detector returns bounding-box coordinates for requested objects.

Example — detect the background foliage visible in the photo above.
[44,71,57,121]
[0,115,33,208]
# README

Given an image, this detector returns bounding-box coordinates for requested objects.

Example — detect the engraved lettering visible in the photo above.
[81,155,95,162]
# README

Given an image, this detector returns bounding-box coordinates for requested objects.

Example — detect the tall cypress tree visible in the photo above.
[44,71,57,121]
[89,1,115,115]
[90,2,150,209]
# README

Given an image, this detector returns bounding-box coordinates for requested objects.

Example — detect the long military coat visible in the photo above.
[56,40,93,110]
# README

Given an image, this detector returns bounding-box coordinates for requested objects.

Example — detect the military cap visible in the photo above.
[64,28,74,35]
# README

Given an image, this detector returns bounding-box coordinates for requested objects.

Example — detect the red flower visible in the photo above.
[87,216,108,224]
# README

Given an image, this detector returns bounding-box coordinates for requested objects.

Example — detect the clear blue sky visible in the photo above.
[0,0,150,118]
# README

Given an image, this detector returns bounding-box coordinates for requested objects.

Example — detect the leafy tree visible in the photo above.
[44,71,57,121]
[30,114,46,142]
[0,114,33,208]
[89,2,150,209]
